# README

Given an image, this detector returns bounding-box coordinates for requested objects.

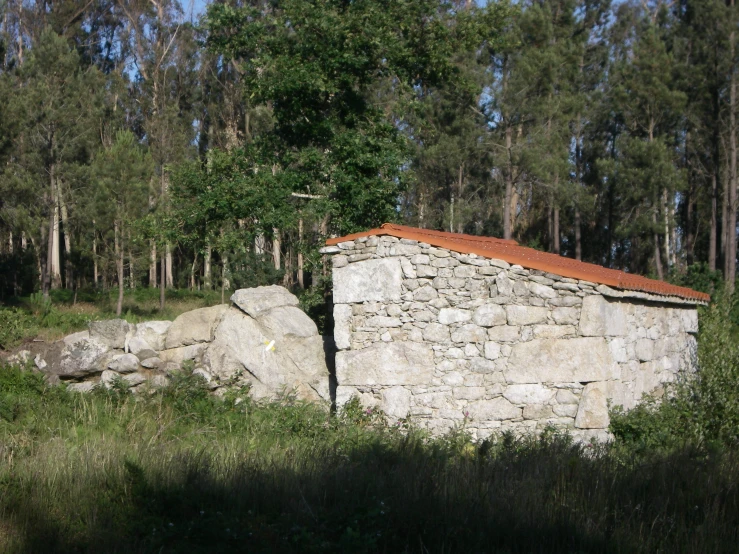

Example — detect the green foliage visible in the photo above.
[0,308,38,350]
[0,361,737,552]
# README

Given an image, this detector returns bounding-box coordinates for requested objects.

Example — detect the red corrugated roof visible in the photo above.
[326,223,710,303]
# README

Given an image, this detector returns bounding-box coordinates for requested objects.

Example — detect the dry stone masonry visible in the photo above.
[323,234,702,441]
[8,286,330,402]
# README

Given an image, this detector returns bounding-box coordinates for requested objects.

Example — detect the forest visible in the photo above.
[1,0,738,312]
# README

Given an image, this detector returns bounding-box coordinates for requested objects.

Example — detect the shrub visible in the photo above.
[0,308,38,350]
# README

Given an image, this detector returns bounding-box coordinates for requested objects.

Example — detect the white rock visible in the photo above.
[159,343,207,365]
[438,308,471,325]
[451,324,486,343]
[575,382,610,429]
[551,307,579,325]
[336,342,434,386]
[503,384,554,405]
[422,323,450,342]
[381,386,412,419]
[140,357,162,369]
[529,282,557,299]
[679,308,699,333]
[257,306,319,337]
[495,273,513,296]
[487,326,520,342]
[333,304,353,350]
[506,338,617,384]
[231,285,300,317]
[123,372,147,387]
[468,397,521,421]
[483,341,501,360]
[635,338,654,361]
[505,305,548,326]
[579,296,627,337]
[472,304,506,327]
[108,353,139,373]
[133,321,171,351]
[100,370,121,388]
[67,381,97,393]
[128,336,157,360]
[57,333,110,377]
[366,316,403,328]
[89,319,130,349]
[413,285,438,302]
[165,304,228,349]
[400,258,417,279]
[333,258,402,304]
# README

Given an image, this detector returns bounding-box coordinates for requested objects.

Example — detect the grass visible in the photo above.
[0,364,737,553]
[0,288,225,350]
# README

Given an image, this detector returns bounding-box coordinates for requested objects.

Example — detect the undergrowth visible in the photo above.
[0,362,737,553]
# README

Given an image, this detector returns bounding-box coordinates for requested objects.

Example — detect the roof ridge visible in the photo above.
[325,224,710,303]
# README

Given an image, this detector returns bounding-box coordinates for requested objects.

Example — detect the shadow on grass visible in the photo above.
[3,436,738,554]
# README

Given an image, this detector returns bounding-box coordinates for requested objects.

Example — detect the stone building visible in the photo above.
[321,224,709,440]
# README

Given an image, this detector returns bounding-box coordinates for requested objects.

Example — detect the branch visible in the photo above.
[291,193,325,199]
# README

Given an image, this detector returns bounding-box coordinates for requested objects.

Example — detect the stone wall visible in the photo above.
[325,235,700,441]
[8,286,330,402]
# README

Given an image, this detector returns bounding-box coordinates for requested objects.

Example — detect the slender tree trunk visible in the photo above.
[21,232,26,250]
[553,206,560,255]
[7,232,12,254]
[504,124,513,240]
[50,176,62,290]
[729,4,738,292]
[204,243,212,289]
[686,186,695,267]
[150,240,157,288]
[652,209,664,280]
[166,244,173,287]
[711,172,718,271]
[58,183,72,288]
[663,188,670,273]
[160,252,165,311]
[128,230,135,289]
[574,208,582,261]
[457,163,464,234]
[190,253,197,290]
[93,229,98,286]
[273,228,281,270]
[115,220,124,316]
[297,217,304,288]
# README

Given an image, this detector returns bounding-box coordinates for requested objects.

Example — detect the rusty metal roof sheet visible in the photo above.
[325,223,710,303]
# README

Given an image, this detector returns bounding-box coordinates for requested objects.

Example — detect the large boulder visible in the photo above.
[204,305,329,402]
[164,305,228,349]
[231,285,300,318]
[132,321,171,351]
[89,319,130,349]
[56,331,111,377]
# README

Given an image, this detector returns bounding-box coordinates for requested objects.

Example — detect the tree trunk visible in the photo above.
[58,183,72,289]
[204,243,212,289]
[50,177,62,290]
[553,206,560,255]
[652,210,664,280]
[297,217,304,288]
[729,4,737,292]
[504,124,513,240]
[273,228,281,270]
[160,252,165,311]
[710,172,718,271]
[663,188,670,273]
[166,244,173,287]
[574,208,582,261]
[93,229,98,287]
[115,220,124,316]
[190,253,197,290]
[150,240,157,288]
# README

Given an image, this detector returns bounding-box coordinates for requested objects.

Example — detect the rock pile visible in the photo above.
[8,286,330,401]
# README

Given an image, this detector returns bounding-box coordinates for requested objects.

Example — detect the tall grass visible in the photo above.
[0,365,737,553]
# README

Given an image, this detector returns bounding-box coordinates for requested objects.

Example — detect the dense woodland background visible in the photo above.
[1,0,738,315]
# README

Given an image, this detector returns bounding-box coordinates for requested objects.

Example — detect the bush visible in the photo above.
[0,308,38,350]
